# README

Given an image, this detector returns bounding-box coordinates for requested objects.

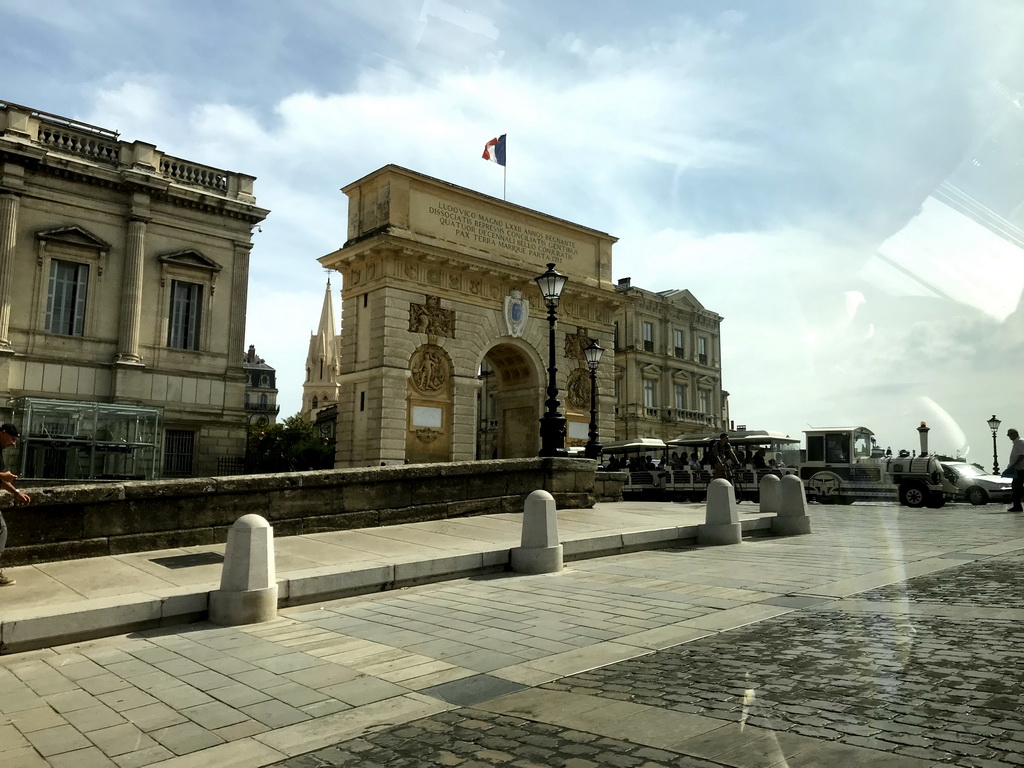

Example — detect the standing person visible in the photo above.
[0,424,31,586]
[710,433,738,480]
[1007,428,1024,513]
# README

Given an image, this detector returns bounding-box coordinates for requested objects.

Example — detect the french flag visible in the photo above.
[482,134,506,166]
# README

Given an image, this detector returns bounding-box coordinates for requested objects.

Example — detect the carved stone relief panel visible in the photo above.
[564,326,592,361]
[409,296,455,339]
[566,368,591,410]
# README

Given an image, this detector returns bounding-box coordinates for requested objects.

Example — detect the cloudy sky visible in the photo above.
[3,0,1023,462]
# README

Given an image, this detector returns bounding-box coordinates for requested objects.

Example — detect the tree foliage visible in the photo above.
[246,414,334,473]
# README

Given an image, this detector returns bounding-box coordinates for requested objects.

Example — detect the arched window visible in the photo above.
[312,396,319,410]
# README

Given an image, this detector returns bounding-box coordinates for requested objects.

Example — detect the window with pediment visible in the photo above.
[35,226,110,338]
[158,249,221,352]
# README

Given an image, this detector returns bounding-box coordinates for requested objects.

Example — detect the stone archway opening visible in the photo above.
[477,343,541,459]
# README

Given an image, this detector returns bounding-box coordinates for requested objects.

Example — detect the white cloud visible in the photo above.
[6,0,1023,459]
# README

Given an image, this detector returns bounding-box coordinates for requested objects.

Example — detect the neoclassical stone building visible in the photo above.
[320,165,620,466]
[611,279,728,441]
[0,101,268,479]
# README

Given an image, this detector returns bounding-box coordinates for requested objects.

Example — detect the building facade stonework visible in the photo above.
[320,165,621,466]
[0,101,268,479]
[611,279,728,442]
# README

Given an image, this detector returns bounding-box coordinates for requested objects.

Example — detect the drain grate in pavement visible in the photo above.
[150,552,225,569]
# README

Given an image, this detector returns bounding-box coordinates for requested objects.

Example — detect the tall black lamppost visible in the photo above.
[583,339,604,460]
[988,414,1001,474]
[535,263,568,457]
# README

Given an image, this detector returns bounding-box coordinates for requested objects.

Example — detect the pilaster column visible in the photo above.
[0,193,20,353]
[227,242,251,371]
[115,216,147,364]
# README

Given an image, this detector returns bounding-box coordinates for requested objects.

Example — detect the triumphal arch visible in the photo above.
[319,165,621,467]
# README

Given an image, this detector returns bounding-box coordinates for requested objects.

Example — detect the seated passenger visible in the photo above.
[752,448,768,470]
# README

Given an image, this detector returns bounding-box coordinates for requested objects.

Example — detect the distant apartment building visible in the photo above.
[0,100,268,480]
[612,278,728,442]
[243,345,280,427]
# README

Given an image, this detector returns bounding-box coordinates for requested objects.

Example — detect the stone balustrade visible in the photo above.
[0,101,254,202]
[160,156,229,192]
[37,124,121,164]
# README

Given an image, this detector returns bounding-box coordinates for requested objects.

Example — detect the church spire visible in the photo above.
[302,278,342,420]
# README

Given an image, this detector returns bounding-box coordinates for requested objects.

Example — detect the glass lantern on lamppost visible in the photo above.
[583,339,604,460]
[535,263,568,457]
[988,414,1001,474]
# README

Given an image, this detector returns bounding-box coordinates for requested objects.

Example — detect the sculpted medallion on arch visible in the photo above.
[410,344,450,394]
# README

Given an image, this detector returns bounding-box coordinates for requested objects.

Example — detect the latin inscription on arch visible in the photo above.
[411,190,588,270]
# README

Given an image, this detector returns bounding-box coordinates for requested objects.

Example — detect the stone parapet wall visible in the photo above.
[4,458,597,566]
[593,471,626,503]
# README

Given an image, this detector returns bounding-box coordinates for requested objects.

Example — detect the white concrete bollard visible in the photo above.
[511,490,563,574]
[698,478,742,545]
[773,475,812,536]
[209,514,278,626]
[759,474,781,515]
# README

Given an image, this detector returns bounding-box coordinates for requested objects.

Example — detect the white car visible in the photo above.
[940,461,1013,505]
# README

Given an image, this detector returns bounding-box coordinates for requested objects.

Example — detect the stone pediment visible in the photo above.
[36,225,111,251]
[641,364,662,376]
[158,249,222,273]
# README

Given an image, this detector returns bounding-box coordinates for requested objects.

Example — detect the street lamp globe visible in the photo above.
[583,339,604,371]
[535,263,568,305]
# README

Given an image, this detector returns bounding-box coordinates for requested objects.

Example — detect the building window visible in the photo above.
[312,396,319,410]
[674,329,684,358]
[163,429,195,476]
[698,336,708,365]
[643,321,654,353]
[643,379,656,408]
[46,260,89,336]
[699,389,710,414]
[613,321,620,350]
[675,383,686,412]
[168,280,202,350]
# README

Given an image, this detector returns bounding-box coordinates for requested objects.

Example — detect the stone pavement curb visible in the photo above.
[1,503,774,654]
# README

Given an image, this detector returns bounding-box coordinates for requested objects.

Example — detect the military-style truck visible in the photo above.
[799,422,957,507]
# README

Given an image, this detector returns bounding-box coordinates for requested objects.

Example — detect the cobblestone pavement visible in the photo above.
[275,708,727,768]
[4,503,1024,767]
[268,514,1024,768]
